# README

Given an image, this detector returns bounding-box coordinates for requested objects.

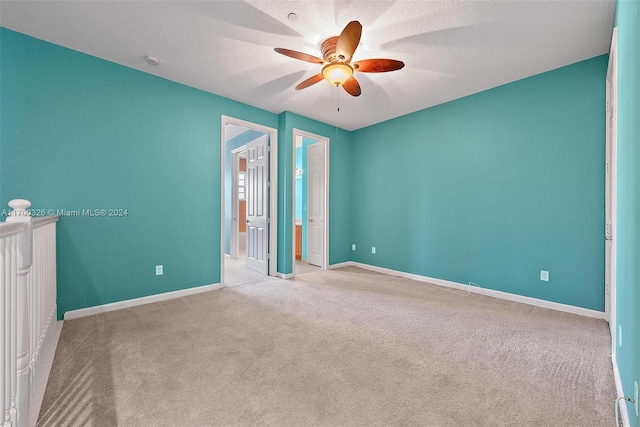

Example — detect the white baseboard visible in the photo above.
[349,261,605,319]
[327,261,354,270]
[277,272,295,279]
[64,283,223,320]
[29,318,63,426]
[612,352,631,427]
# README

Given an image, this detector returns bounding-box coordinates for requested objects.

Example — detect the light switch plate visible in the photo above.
[156,265,163,276]
[352,244,356,251]
[540,270,549,281]
[372,247,376,254]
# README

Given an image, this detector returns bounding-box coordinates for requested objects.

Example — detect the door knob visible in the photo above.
[246,220,250,223]
[309,219,314,222]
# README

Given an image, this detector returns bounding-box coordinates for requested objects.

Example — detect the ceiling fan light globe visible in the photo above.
[322,63,353,86]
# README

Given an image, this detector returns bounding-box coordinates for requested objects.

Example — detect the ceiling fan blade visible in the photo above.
[353,59,405,73]
[342,76,361,97]
[336,21,362,61]
[295,74,325,90]
[274,48,324,65]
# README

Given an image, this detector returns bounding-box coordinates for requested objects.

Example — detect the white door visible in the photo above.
[307,142,325,267]
[246,134,269,275]
[605,30,617,342]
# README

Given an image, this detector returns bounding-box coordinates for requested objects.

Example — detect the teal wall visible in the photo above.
[0,28,279,317]
[224,129,265,255]
[351,55,608,311]
[614,0,640,423]
[277,111,352,274]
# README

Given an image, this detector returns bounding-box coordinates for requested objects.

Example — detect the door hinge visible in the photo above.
[267,253,270,260]
[267,217,271,224]
[267,181,271,188]
[606,162,610,173]
[267,145,271,152]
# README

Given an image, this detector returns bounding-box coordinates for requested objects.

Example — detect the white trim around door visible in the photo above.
[221,116,278,285]
[605,27,628,427]
[292,128,330,276]
[605,27,618,349]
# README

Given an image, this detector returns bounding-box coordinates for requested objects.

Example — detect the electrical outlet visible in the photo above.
[634,381,638,416]
[156,265,163,276]
[540,270,549,281]
[352,244,356,251]
[371,247,376,254]
[619,325,622,347]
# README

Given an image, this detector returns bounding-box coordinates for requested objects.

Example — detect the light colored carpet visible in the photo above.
[295,259,322,275]
[224,254,266,287]
[37,266,616,426]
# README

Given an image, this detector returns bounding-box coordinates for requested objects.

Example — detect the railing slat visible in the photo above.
[1,237,7,426]
[10,233,18,425]
[4,235,14,427]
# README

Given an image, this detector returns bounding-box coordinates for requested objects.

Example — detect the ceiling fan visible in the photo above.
[274,21,404,97]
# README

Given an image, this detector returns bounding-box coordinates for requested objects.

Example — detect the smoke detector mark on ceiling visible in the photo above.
[145,56,160,66]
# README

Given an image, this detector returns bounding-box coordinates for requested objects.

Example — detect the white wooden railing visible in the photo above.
[1,200,59,427]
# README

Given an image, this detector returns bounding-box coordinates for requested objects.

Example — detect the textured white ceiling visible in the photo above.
[1,1,615,131]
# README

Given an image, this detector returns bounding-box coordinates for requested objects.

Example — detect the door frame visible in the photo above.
[291,128,329,275]
[605,28,618,351]
[221,116,278,285]
[230,147,247,260]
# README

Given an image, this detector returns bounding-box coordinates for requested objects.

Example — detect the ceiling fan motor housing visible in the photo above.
[321,36,342,62]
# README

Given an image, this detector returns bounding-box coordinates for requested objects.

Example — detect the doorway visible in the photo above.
[605,28,618,351]
[292,129,329,276]
[221,116,278,285]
